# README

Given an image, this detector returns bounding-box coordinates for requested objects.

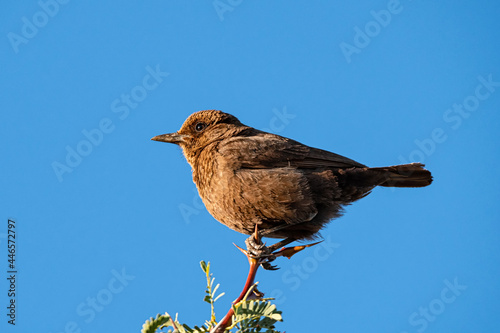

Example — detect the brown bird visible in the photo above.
[152,110,432,261]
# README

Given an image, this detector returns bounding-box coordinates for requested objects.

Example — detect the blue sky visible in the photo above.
[1,1,499,332]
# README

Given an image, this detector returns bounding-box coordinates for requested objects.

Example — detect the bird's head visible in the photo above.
[152,110,245,163]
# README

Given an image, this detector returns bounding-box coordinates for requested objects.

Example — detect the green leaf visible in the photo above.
[200,261,208,274]
[141,313,173,333]
[232,300,283,332]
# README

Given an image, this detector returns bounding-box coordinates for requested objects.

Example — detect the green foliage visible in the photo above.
[141,313,172,333]
[201,260,225,327]
[142,261,283,333]
[141,312,210,333]
[230,300,282,333]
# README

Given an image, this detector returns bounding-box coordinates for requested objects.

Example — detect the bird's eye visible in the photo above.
[195,122,206,132]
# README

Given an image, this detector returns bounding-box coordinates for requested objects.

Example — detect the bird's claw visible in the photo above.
[244,234,279,270]
[261,261,279,271]
[245,236,268,256]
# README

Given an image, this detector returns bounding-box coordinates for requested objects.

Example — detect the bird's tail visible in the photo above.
[369,163,433,188]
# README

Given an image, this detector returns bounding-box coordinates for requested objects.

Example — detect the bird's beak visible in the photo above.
[151,132,189,144]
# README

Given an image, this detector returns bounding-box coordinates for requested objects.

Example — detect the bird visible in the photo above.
[152,110,432,260]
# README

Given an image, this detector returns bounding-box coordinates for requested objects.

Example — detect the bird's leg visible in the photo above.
[244,236,269,258]
[245,225,272,258]
[245,225,299,270]
[243,225,277,270]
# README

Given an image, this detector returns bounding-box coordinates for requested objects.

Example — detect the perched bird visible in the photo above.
[152,110,432,256]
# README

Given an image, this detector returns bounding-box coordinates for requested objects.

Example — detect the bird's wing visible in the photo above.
[218,132,366,170]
